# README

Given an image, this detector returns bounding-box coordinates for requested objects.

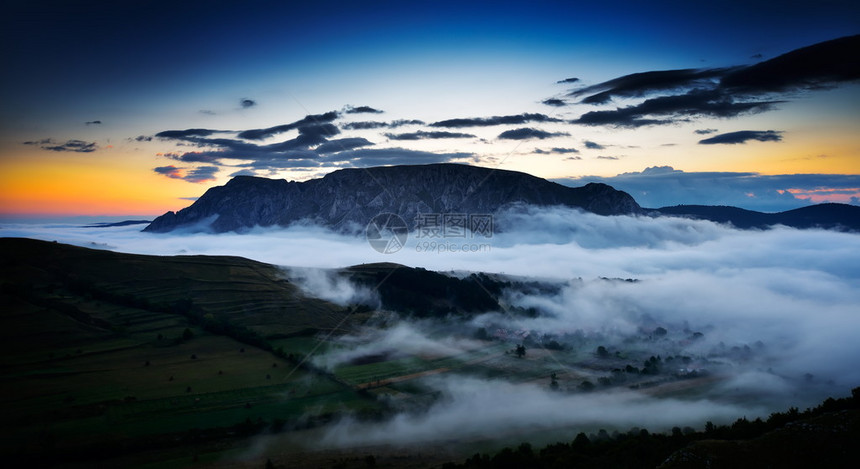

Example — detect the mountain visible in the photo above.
[144,163,642,233]
[653,203,860,231]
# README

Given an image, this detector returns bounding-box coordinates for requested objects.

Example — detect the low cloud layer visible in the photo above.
[5,202,858,448]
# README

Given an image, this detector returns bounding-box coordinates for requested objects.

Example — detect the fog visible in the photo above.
[319,376,754,447]
[3,206,859,447]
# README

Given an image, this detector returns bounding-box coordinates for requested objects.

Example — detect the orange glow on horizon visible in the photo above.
[0,151,208,216]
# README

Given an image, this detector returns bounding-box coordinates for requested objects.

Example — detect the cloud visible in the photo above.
[571,68,730,105]
[236,111,339,140]
[344,105,383,114]
[384,131,475,140]
[557,77,580,84]
[155,128,222,139]
[153,165,183,179]
[430,113,563,128]
[719,34,860,93]
[694,128,718,135]
[556,166,860,211]
[240,98,257,108]
[85,120,101,125]
[584,140,604,150]
[542,98,566,106]
[698,130,782,145]
[574,89,779,127]
[497,128,569,140]
[341,120,425,130]
[320,148,472,166]
[565,35,860,128]
[183,165,219,183]
[314,137,375,154]
[199,110,216,115]
[597,155,619,160]
[23,138,98,152]
[133,135,153,142]
[153,165,218,183]
[534,147,579,155]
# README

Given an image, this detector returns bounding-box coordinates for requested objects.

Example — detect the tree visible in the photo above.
[515,344,526,358]
[596,345,609,357]
[182,328,194,341]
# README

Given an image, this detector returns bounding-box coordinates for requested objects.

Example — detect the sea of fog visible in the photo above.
[3,207,860,447]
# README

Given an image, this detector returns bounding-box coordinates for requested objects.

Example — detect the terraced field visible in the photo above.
[0,238,376,464]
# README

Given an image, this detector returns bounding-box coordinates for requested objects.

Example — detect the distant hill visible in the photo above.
[82,219,151,228]
[144,163,642,233]
[652,203,860,231]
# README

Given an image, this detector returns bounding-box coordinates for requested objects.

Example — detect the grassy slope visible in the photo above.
[0,238,375,464]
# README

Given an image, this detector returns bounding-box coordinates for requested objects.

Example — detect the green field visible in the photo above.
[0,238,379,465]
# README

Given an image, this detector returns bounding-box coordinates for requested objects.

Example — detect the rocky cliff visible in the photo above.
[144,163,642,233]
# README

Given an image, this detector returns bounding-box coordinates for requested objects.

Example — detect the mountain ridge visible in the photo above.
[652,203,860,231]
[144,163,642,233]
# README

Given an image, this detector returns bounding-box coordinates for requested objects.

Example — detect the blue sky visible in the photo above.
[1,0,859,215]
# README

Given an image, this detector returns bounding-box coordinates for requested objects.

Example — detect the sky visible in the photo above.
[1,0,859,216]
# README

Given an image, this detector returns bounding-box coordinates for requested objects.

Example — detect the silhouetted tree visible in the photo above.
[515,344,526,358]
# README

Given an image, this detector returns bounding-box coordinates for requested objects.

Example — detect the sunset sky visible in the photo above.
[1,0,858,217]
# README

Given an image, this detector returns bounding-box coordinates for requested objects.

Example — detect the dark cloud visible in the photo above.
[556,166,860,212]
[699,130,783,145]
[596,155,619,160]
[237,111,339,140]
[184,166,219,183]
[571,68,730,104]
[694,128,718,135]
[24,138,98,152]
[156,128,221,139]
[557,77,580,84]
[153,165,218,183]
[341,121,387,130]
[133,135,153,142]
[720,35,860,93]
[584,140,604,150]
[314,137,374,154]
[240,98,257,108]
[574,89,779,127]
[384,130,475,140]
[564,36,860,128]
[199,110,216,115]
[497,128,569,140]
[320,148,472,167]
[153,165,183,179]
[341,120,425,130]
[430,113,562,128]
[541,98,566,106]
[85,120,101,125]
[534,147,580,155]
[344,105,383,114]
